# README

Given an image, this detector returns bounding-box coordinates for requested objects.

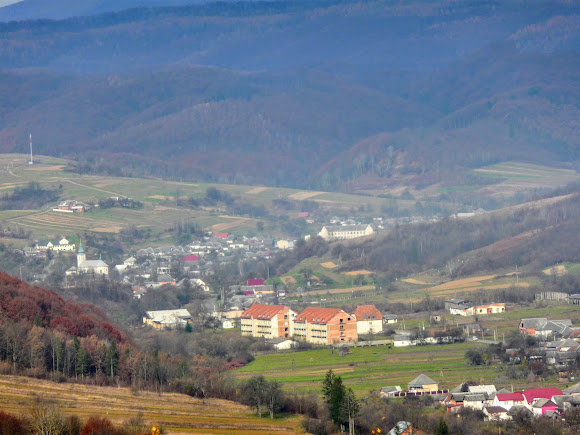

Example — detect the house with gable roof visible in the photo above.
[493,392,526,410]
[353,305,383,335]
[241,303,297,339]
[483,406,510,421]
[387,422,426,435]
[380,386,402,398]
[519,318,573,337]
[563,382,580,396]
[293,307,358,344]
[408,374,438,393]
[531,398,558,416]
[522,387,563,406]
[143,309,191,329]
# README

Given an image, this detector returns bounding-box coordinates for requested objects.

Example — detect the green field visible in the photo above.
[473,162,580,197]
[234,341,563,397]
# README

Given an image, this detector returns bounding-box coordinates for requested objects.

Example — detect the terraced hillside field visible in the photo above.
[0,375,302,434]
[0,153,411,241]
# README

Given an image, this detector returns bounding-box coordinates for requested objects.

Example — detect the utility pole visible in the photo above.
[29,134,33,165]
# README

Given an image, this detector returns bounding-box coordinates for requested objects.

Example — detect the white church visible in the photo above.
[65,241,109,276]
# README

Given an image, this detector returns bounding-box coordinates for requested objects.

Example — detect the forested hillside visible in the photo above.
[0,272,241,396]
[274,191,580,278]
[0,0,578,191]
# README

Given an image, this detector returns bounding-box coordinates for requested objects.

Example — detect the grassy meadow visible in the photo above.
[234,340,567,397]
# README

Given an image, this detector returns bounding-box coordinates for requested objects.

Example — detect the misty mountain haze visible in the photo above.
[0,0,578,192]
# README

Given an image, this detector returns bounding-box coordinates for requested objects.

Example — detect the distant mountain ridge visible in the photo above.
[0,0,578,191]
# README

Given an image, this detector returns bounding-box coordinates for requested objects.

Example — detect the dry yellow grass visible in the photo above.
[543,265,567,276]
[207,219,251,232]
[280,276,297,284]
[401,278,431,285]
[246,187,269,194]
[295,285,374,296]
[320,262,337,269]
[428,275,497,291]
[23,165,66,171]
[0,375,303,434]
[288,191,323,200]
[342,270,373,276]
[91,226,123,233]
[431,282,529,296]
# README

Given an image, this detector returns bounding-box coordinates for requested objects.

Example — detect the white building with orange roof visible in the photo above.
[353,305,383,335]
[240,303,297,339]
[294,307,358,345]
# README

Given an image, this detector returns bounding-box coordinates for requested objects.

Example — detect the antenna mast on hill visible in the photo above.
[28,134,33,165]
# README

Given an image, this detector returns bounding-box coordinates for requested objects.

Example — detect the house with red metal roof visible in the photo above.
[493,392,526,410]
[241,303,297,339]
[293,307,358,345]
[522,388,563,405]
[531,398,558,416]
[353,305,383,335]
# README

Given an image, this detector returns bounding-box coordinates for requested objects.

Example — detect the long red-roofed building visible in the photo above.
[294,307,358,344]
[241,303,297,339]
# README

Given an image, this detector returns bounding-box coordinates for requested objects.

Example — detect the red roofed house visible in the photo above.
[241,304,297,339]
[294,307,358,345]
[493,393,526,410]
[214,233,229,239]
[353,305,383,335]
[522,388,563,405]
[181,255,199,262]
[531,399,558,416]
[298,212,309,218]
[247,278,264,286]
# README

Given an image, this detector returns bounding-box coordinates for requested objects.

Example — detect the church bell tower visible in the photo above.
[77,241,86,268]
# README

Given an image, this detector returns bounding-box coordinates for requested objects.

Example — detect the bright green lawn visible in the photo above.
[235,342,562,396]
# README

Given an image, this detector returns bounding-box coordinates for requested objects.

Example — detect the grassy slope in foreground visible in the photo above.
[0,375,302,434]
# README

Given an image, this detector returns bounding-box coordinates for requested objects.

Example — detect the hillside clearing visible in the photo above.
[320,262,337,268]
[543,265,568,276]
[0,375,302,434]
[342,270,373,276]
[402,278,431,285]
